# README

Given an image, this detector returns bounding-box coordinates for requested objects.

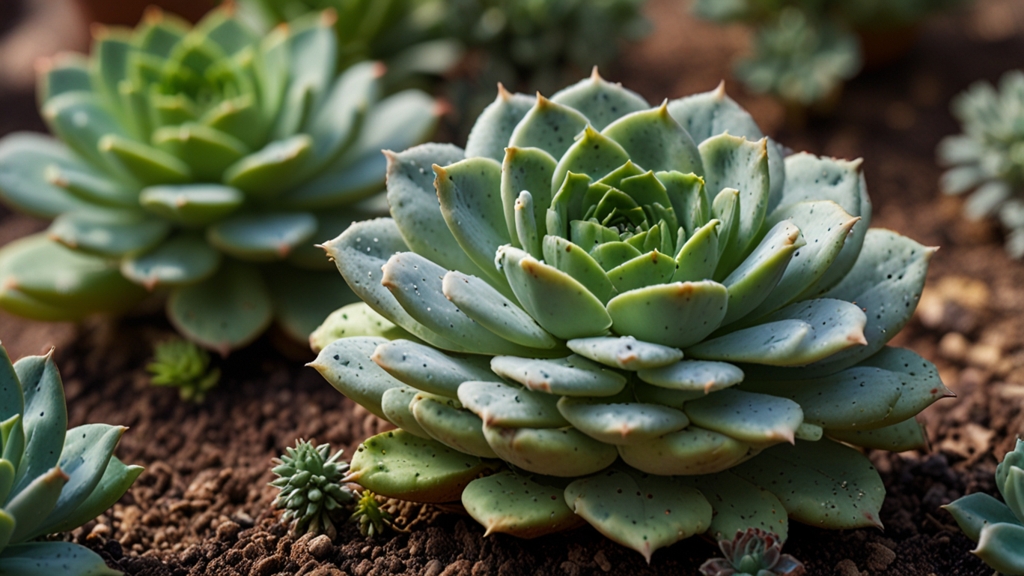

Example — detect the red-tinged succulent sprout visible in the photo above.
[700,528,805,576]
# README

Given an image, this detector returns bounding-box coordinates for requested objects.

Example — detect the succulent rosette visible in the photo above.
[0,6,438,352]
[313,72,950,560]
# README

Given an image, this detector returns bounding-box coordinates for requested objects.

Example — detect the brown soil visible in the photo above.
[3,0,1024,574]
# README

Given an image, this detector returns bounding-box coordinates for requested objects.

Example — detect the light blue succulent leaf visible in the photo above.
[501,147,557,247]
[265,267,358,342]
[618,427,752,475]
[41,91,130,175]
[381,252,534,356]
[497,246,612,340]
[732,439,886,529]
[965,181,1013,220]
[0,346,24,423]
[29,424,124,539]
[37,53,92,103]
[139,184,244,226]
[567,336,682,370]
[380,386,431,439]
[286,208,376,270]
[322,218,467,352]
[49,211,170,259]
[857,347,951,427]
[684,389,802,447]
[699,134,770,271]
[514,191,542,258]
[719,221,803,326]
[273,17,336,138]
[222,134,314,198]
[43,163,135,209]
[490,355,627,397]
[465,88,534,162]
[637,359,744,393]
[687,298,867,367]
[772,154,871,297]
[602,104,703,175]
[943,493,1022,543]
[310,337,402,422]
[1,415,24,476]
[7,467,66,543]
[549,71,650,131]
[10,353,66,496]
[657,171,710,238]
[347,430,501,503]
[997,440,1024,506]
[197,8,259,54]
[606,250,677,294]
[826,418,928,452]
[166,261,273,353]
[99,135,192,185]
[973,522,1024,575]
[551,127,630,193]
[120,234,221,289]
[747,201,860,319]
[0,541,121,575]
[672,218,721,283]
[255,26,289,122]
[632,382,705,408]
[557,397,689,445]
[683,471,789,542]
[410,393,497,458]
[463,471,583,538]
[371,339,495,398]
[458,380,568,428]
[151,123,249,181]
[564,468,711,563]
[540,236,616,304]
[482,424,617,477]
[1001,467,1024,525]
[606,281,728,348]
[45,456,142,535]
[305,61,378,164]
[0,458,14,506]
[207,212,317,262]
[939,165,984,195]
[309,303,417,353]
[509,95,589,160]
[441,271,558,350]
[0,133,91,218]
[434,157,513,288]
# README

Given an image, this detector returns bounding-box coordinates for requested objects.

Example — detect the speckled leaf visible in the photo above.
[49,210,170,258]
[557,397,689,445]
[606,281,728,348]
[0,542,121,576]
[465,87,535,161]
[550,71,650,131]
[509,95,589,159]
[551,126,630,192]
[683,471,789,541]
[207,212,317,261]
[463,472,582,538]
[564,468,711,563]
[410,393,497,459]
[567,336,682,370]
[10,352,65,496]
[139,184,244,226]
[490,355,626,397]
[698,134,769,269]
[310,337,404,421]
[348,430,500,503]
[617,427,751,475]
[483,424,617,477]
[719,221,803,325]
[684,389,802,447]
[380,386,431,439]
[827,417,929,451]
[458,380,568,428]
[442,271,558,350]
[309,303,416,353]
[637,360,744,394]
[602,104,702,175]
[121,234,221,289]
[372,338,495,398]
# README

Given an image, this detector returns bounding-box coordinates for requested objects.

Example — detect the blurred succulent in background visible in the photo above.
[0,344,143,575]
[350,489,394,537]
[944,439,1024,575]
[700,528,805,576]
[312,73,950,560]
[146,338,220,402]
[0,6,439,353]
[271,440,355,538]
[938,71,1024,258]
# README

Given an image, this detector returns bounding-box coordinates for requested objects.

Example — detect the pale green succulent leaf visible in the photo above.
[514,191,542,258]
[683,471,789,542]
[152,122,249,181]
[458,380,568,428]
[91,32,132,107]
[37,54,92,103]
[632,382,704,407]
[550,72,649,131]
[943,492,1022,543]
[637,359,744,393]
[441,271,559,350]
[672,218,721,282]
[411,393,497,458]
[974,522,1024,575]
[372,339,495,398]
[940,165,984,195]
[684,389,802,447]
[0,541,121,575]
[657,171,710,238]
[281,150,384,210]
[0,347,24,423]
[380,386,431,439]
[0,133,90,218]
[490,355,626,397]
[483,425,617,477]
[463,471,582,538]
[7,467,66,543]
[509,95,589,160]
[546,171,591,238]
[99,135,192,185]
[266,267,358,342]
[997,440,1024,506]
[167,261,273,353]
[306,61,378,164]
[827,417,928,452]
[719,220,803,325]
[564,469,711,563]
[41,92,130,175]
[1002,467,1024,525]
[200,94,267,150]
[49,210,170,258]
[557,397,689,445]
[273,19,336,137]
[606,281,728,348]
[46,456,142,535]
[310,337,401,422]
[666,84,764,146]
[732,439,885,529]
[222,134,314,198]
[566,336,682,370]
[139,184,244,226]
[44,163,135,209]
[465,89,534,162]
[498,246,612,340]
[120,233,221,289]
[602,104,703,175]
[589,240,642,271]
[541,236,617,303]
[348,430,500,503]
[207,212,317,262]
[310,303,416,354]
[551,127,630,193]
[0,458,14,507]
[618,427,751,475]
[502,147,557,248]
[606,250,676,294]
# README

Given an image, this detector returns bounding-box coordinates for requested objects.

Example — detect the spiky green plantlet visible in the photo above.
[313,71,949,561]
[270,440,355,538]
[0,344,143,575]
[0,5,439,353]
[944,439,1024,575]
[146,338,220,402]
[350,489,393,537]
[700,528,805,576]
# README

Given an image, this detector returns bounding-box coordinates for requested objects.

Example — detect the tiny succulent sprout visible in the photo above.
[351,490,394,538]
[146,339,221,402]
[271,440,355,539]
[0,343,143,575]
[944,438,1024,575]
[938,71,1024,258]
[700,528,805,576]
[0,5,441,353]
[313,72,950,561]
